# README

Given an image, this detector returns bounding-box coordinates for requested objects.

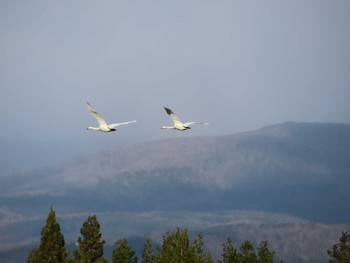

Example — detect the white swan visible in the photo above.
[161,107,209,131]
[86,102,136,132]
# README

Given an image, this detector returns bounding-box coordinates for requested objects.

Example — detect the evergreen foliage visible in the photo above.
[219,238,276,263]
[221,238,237,263]
[257,241,275,263]
[327,231,350,263]
[237,240,257,263]
[27,210,282,263]
[155,228,193,262]
[74,214,106,263]
[27,207,68,263]
[154,228,212,263]
[112,239,138,263]
[27,247,40,263]
[141,237,155,263]
[192,232,212,263]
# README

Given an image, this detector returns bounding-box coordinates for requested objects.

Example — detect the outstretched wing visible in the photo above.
[164,107,183,125]
[86,102,108,126]
[109,120,137,129]
[183,121,209,127]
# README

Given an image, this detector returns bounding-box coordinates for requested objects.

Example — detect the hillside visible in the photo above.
[0,122,349,262]
[2,122,349,220]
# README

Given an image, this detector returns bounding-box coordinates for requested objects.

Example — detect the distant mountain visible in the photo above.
[1,122,349,262]
[2,122,349,221]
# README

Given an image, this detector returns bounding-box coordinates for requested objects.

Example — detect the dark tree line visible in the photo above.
[28,207,350,263]
[327,230,350,263]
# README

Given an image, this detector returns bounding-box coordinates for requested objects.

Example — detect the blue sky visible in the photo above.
[1,0,350,172]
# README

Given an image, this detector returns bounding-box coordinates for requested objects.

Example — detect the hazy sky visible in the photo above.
[1,0,350,171]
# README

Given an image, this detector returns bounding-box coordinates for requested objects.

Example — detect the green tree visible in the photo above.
[155,228,212,263]
[192,232,213,263]
[27,207,68,263]
[74,215,106,263]
[221,238,237,263]
[112,238,138,263]
[257,240,275,263]
[142,237,155,263]
[327,231,350,263]
[205,251,214,263]
[237,240,257,263]
[155,228,195,263]
[27,247,40,263]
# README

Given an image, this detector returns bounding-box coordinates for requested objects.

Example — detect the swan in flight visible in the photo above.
[161,107,209,131]
[86,102,136,132]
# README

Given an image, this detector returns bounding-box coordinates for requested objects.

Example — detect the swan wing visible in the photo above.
[86,102,108,126]
[183,121,209,126]
[109,120,137,129]
[164,107,183,125]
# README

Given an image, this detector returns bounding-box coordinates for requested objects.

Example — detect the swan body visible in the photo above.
[86,102,136,132]
[161,107,208,131]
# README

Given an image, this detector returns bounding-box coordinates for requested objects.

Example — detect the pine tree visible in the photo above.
[221,238,237,263]
[27,207,68,263]
[112,238,138,263]
[257,240,275,263]
[27,247,40,263]
[155,228,213,263]
[237,240,257,263]
[192,232,213,263]
[205,251,214,263]
[74,214,106,263]
[327,231,350,263]
[142,237,155,263]
[155,228,196,263]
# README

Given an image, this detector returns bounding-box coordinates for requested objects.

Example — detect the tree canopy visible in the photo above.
[73,214,106,263]
[112,238,138,263]
[27,207,68,263]
[327,231,350,263]
[28,210,281,263]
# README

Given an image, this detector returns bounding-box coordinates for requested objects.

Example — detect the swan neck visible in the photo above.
[161,126,174,129]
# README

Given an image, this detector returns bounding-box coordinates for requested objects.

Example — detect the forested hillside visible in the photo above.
[0,122,349,262]
[2,122,349,221]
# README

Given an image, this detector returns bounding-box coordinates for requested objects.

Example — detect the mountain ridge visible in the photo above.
[1,122,350,262]
[1,122,349,222]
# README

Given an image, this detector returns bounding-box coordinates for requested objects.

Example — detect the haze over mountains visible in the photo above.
[0,122,349,262]
[2,122,349,220]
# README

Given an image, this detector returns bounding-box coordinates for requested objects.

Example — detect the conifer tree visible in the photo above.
[192,232,213,263]
[327,231,350,263]
[237,240,257,263]
[221,238,237,263]
[74,214,106,263]
[27,247,40,263]
[112,238,138,263]
[27,207,68,263]
[257,240,275,263]
[142,237,155,263]
[155,228,212,263]
[205,251,214,263]
[155,228,196,263]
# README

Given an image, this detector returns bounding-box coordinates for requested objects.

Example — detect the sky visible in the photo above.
[1,0,350,172]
